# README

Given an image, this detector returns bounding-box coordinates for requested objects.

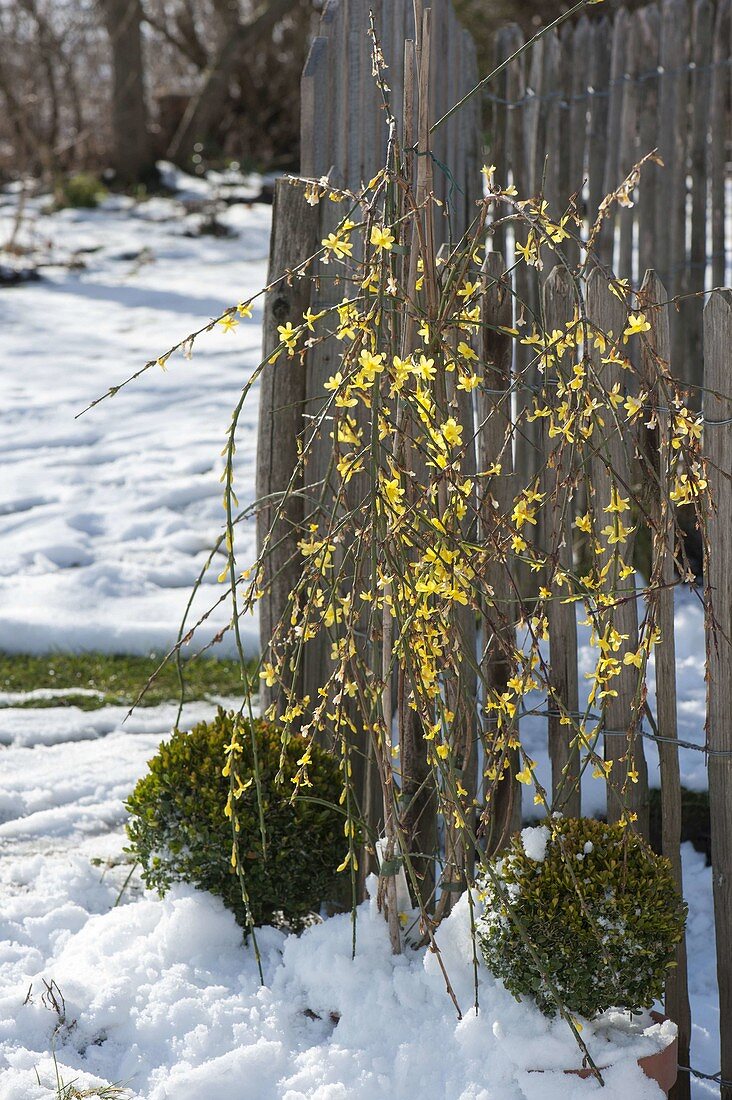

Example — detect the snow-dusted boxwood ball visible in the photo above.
[476,817,687,1019]
[125,709,345,931]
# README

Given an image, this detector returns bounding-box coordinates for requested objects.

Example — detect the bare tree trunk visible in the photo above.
[98,0,156,186]
[167,0,295,166]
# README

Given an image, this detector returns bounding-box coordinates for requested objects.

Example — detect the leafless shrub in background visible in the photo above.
[0,0,318,187]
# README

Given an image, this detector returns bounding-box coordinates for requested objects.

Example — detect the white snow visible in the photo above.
[0,179,267,659]
[0,735,698,1100]
[520,825,550,863]
[0,698,719,1099]
[0,175,721,1097]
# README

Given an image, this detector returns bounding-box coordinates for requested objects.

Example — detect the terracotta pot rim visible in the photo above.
[528,1012,678,1095]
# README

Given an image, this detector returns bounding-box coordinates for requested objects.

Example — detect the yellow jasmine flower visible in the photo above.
[516,759,537,785]
[219,315,238,333]
[441,418,463,447]
[370,225,395,250]
[623,312,651,338]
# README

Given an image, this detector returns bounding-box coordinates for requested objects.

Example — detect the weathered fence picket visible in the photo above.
[617,16,640,280]
[478,252,522,852]
[542,266,581,818]
[598,8,627,269]
[660,0,690,370]
[704,287,732,1100]
[256,180,318,715]
[586,268,651,838]
[638,269,691,1100]
[636,4,661,285]
[684,0,714,385]
[710,0,731,291]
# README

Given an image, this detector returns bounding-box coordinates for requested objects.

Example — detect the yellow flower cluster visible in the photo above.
[230,164,710,852]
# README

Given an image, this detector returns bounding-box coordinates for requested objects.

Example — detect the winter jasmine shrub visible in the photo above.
[93,9,710,1071]
[476,817,687,1019]
[125,709,345,931]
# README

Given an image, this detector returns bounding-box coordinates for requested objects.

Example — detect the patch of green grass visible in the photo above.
[0,652,253,711]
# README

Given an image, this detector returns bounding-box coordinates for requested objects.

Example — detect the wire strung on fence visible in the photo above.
[482,56,732,109]
[679,1063,732,1087]
[521,709,728,757]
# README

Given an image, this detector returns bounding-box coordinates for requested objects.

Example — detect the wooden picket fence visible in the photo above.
[457,257,732,1097]
[488,0,732,400]
[255,0,732,1095]
[486,0,732,510]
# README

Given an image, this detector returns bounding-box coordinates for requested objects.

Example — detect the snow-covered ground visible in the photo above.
[1,173,266,658]
[0,698,719,1100]
[0,175,720,1097]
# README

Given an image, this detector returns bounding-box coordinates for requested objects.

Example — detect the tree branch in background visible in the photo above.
[142,4,209,70]
[167,0,297,166]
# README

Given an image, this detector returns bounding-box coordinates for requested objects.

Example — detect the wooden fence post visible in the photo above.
[256,179,319,711]
[586,268,650,838]
[704,287,732,1100]
[709,0,731,292]
[510,27,542,530]
[681,0,713,401]
[488,25,513,258]
[636,3,661,285]
[657,0,691,376]
[598,8,628,269]
[542,266,581,817]
[538,31,562,279]
[638,268,691,1100]
[587,14,612,222]
[478,252,522,852]
[569,16,591,201]
[617,17,640,280]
